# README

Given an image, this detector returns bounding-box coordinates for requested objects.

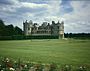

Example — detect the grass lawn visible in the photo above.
[0,39,90,66]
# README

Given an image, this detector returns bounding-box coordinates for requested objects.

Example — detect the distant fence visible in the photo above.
[0,35,59,40]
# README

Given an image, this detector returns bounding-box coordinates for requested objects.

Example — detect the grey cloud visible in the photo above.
[0,0,18,5]
[0,0,90,33]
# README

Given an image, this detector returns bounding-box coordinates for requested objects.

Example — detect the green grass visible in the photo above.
[0,39,90,66]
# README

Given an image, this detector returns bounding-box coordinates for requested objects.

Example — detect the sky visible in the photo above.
[0,0,90,33]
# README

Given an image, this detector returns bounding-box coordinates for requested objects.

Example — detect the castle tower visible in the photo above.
[23,20,28,35]
[23,20,33,35]
[59,21,64,39]
[51,21,56,35]
[28,20,33,35]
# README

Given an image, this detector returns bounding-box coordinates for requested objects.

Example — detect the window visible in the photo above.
[28,28,30,30]
[57,26,59,29]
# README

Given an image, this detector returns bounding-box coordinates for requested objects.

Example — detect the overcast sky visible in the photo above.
[0,0,90,33]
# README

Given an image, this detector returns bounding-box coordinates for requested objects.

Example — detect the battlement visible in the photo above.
[23,20,64,39]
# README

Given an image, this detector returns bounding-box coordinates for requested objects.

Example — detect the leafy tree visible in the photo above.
[0,19,23,36]
[5,24,15,36]
[0,19,5,36]
[14,26,22,35]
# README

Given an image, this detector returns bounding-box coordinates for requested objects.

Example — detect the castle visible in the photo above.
[23,20,64,38]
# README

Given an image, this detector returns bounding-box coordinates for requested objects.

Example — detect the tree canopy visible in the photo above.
[0,19,23,36]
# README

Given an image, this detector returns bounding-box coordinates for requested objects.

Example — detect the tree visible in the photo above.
[14,26,22,35]
[0,19,6,36]
[5,24,15,36]
[0,19,23,36]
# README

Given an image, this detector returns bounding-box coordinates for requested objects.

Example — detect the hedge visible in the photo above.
[0,35,59,40]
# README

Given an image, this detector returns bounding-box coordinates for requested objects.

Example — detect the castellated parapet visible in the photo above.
[23,20,64,38]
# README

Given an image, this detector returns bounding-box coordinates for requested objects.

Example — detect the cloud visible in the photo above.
[0,0,90,33]
[0,0,49,24]
[21,2,49,9]
[0,0,18,5]
[31,0,62,24]
[0,0,19,13]
[46,0,61,16]
[60,1,90,33]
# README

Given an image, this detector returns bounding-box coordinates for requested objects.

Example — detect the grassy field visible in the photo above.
[0,39,90,66]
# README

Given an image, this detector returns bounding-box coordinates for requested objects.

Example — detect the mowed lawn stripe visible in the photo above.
[0,39,90,65]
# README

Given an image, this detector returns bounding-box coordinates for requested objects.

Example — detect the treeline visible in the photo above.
[64,33,90,39]
[0,19,23,36]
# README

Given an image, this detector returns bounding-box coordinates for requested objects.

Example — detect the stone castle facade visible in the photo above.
[23,20,64,38]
